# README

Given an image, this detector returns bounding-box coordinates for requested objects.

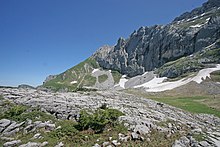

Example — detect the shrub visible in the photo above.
[90,109,109,132]
[1,104,56,122]
[106,108,124,122]
[4,105,27,120]
[100,103,107,109]
[50,120,78,138]
[17,110,56,122]
[77,110,93,130]
[77,108,124,133]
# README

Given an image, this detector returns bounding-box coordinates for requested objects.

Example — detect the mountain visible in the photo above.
[43,0,220,92]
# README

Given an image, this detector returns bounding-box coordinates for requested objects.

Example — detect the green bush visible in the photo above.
[106,108,124,122]
[17,110,56,122]
[50,120,78,139]
[98,74,108,83]
[0,104,56,122]
[77,108,124,133]
[90,109,109,132]
[77,110,93,130]
[3,105,27,120]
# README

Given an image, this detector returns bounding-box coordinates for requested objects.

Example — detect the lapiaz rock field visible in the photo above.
[1,0,220,146]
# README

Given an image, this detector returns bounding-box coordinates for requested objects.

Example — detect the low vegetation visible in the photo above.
[210,70,220,82]
[126,89,220,118]
[76,107,124,133]
[0,103,56,122]
[98,74,108,83]
[43,57,99,92]
[111,70,122,84]
[150,96,220,118]
[0,99,128,146]
[0,95,3,100]
[155,56,204,78]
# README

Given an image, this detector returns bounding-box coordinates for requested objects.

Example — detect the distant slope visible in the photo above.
[42,57,122,92]
[43,57,99,91]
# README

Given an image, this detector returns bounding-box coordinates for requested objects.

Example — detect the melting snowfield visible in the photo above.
[92,68,100,74]
[122,64,220,92]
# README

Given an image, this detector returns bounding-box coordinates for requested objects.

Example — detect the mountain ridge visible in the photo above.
[43,0,220,91]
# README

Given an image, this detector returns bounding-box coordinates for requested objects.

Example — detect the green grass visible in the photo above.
[193,133,207,142]
[126,89,220,118]
[82,74,96,86]
[120,128,185,147]
[150,96,220,118]
[210,70,220,82]
[0,101,128,146]
[201,48,220,58]
[156,47,220,79]
[48,122,127,147]
[0,104,56,122]
[111,70,122,84]
[155,55,203,78]
[43,57,100,91]
[98,74,108,83]
[46,108,125,146]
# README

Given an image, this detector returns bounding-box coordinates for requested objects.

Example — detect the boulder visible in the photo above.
[112,140,121,146]
[3,140,21,147]
[19,142,48,147]
[131,132,139,140]
[102,142,110,147]
[199,141,210,147]
[92,143,101,147]
[54,142,64,147]
[0,119,11,129]
[134,125,150,135]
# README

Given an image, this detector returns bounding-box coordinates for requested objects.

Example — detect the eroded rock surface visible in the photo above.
[0,87,220,146]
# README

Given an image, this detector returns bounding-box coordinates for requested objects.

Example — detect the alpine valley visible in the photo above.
[1,0,220,146]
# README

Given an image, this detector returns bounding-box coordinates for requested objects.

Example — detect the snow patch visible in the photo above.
[70,81,78,84]
[206,18,210,21]
[119,77,128,89]
[92,69,100,74]
[134,76,167,89]
[201,13,206,17]
[122,75,127,78]
[205,42,216,49]
[134,64,220,92]
[192,65,220,83]
[192,16,198,20]
[190,24,203,28]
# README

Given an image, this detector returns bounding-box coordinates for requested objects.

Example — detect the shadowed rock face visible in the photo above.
[93,0,220,77]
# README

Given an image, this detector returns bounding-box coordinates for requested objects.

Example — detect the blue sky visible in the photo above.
[0,0,207,87]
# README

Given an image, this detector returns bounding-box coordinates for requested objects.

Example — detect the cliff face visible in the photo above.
[43,0,220,91]
[94,0,220,77]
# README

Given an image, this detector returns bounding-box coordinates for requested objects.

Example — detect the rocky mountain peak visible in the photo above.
[204,0,220,8]
[174,0,220,22]
[43,0,220,91]
[93,0,220,78]
[92,45,114,59]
